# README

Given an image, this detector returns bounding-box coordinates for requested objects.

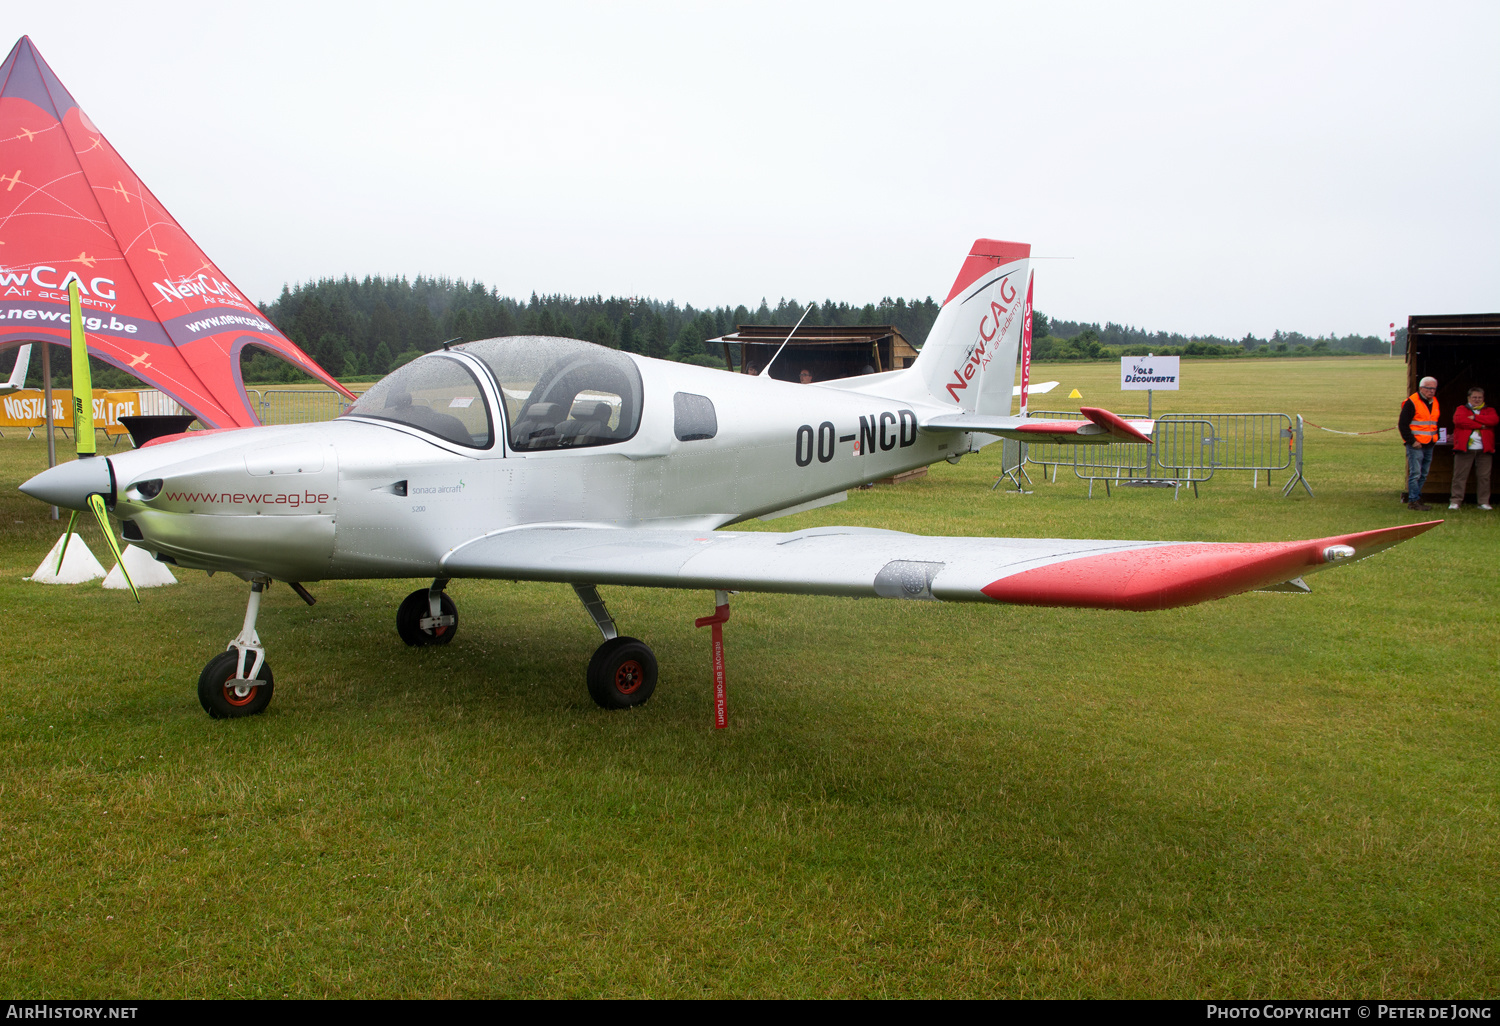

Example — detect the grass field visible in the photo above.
[0,356,1495,998]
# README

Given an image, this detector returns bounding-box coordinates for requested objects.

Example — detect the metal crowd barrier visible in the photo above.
[1161,411,1312,496]
[249,388,355,425]
[1010,410,1161,497]
[1146,418,1216,498]
[1017,409,1313,498]
[1282,414,1313,497]
[989,437,1032,492]
[1075,436,1156,498]
[1166,413,1290,488]
[1021,410,1089,483]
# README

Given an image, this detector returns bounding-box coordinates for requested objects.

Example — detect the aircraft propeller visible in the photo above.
[51,281,138,602]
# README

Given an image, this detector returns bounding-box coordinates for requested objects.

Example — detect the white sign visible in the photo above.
[1120,356,1180,391]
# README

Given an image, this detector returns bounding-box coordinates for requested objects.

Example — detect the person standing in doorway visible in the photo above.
[1399,376,1440,511]
[1450,386,1496,510]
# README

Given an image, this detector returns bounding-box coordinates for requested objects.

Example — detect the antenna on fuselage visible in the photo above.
[759,304,814,378]
[441,337,461,351]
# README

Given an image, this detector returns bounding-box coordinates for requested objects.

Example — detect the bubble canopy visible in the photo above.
[460,336,644,451]
[347,355,494,448]
[347,337,644,452]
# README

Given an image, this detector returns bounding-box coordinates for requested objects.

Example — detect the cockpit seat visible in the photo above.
[511,402,565,449]
[557,401,614,446]
[390,402,472,445]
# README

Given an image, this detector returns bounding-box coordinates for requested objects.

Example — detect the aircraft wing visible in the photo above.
[921,406,1153,444]
[441,520,1438,611]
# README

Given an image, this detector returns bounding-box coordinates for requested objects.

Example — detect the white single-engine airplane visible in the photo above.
[20,241,1436,719]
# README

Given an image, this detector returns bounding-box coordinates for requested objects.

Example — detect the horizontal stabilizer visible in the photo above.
[921,407,1154,444]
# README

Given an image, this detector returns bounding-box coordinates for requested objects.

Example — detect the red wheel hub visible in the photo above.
[614,659,643,695]
[221,677,259,707]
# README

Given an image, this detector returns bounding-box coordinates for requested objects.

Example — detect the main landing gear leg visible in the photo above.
[397,578,457,646]
[198,579,275,718]
[574,583,657,709]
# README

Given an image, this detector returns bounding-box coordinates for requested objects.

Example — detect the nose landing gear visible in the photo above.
[397,579,458,646]
[198,579,275,718]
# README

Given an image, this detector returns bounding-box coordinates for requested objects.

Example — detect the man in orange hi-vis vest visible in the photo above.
[1399,375,1441,511]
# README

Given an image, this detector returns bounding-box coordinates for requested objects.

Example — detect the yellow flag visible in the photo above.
[68,281,95,456]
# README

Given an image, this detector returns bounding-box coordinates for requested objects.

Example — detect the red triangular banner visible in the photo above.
[0,35,353,427]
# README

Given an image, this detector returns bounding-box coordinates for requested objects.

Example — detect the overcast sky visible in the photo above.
[13,1,1499,338]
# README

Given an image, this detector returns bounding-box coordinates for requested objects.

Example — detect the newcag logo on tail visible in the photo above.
[907,239,1032,416]
[943,274,1022,406]
[942,276,1030,417]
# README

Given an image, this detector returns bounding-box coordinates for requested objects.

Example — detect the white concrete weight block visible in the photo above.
[29,532,107,584]
[103,544,177,589]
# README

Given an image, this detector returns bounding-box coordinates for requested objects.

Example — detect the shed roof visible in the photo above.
[720,324,916,351]
[1407,313,1500,340]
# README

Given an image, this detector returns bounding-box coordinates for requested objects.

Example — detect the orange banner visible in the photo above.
[0,389,145,434]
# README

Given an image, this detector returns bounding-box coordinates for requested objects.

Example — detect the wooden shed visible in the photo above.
[716,325,918,383]
[1406,313,1500,501]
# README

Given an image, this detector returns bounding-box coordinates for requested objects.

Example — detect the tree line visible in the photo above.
[1034,313,1404,362]
[243,276,942,382]
[3,275,1405,390]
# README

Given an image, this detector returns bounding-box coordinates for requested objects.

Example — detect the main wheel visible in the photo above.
[586,636,658,709]
[198,649,275,719]
[397,589,458,646]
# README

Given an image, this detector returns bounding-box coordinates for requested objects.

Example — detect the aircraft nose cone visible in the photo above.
[19,457,113,511]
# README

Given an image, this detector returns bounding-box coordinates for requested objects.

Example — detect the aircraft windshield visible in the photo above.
[459,336,643,451]
[347,355,493,448]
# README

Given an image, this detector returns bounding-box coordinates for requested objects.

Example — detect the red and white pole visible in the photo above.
[694,590,731,729]
[1389,322,1396,358]
[1019,273,1034,415]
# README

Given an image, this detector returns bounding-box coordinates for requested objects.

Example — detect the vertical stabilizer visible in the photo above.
[2,344,31,394]
[906,239,1031,412]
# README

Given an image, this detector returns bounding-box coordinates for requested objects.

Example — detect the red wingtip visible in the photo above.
[1079,407,1152,443]
[981,521,1442,611]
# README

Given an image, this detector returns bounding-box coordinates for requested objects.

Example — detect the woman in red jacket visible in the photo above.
[1450,386,1498,510]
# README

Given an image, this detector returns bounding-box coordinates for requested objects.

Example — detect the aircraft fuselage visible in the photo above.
[101,345,965,583]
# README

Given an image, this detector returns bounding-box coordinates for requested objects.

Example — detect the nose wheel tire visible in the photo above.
[397,589,458,647]
[198,650,274,719]
[587,636,658,709]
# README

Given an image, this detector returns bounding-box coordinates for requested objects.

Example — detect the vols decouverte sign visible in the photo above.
[1120,356,1180,391]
